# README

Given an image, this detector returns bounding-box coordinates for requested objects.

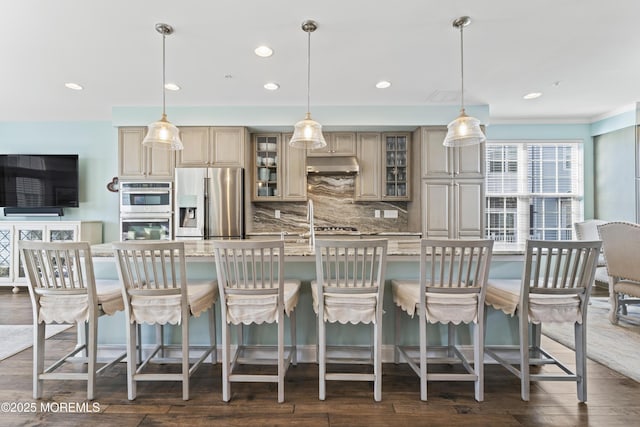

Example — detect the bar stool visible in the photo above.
[485,240,601,402]
[113,241,217,401]
[19,240,125,400]
[391,239,493,401]
[313,239,388,401]
[212,239,300,403]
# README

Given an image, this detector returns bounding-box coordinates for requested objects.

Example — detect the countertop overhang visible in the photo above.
[91,240,524,262]
[91,239,422,258]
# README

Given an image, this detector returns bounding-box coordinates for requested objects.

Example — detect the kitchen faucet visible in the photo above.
[307,199,315,250]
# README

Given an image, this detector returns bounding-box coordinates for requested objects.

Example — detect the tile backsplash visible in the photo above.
[251,175,408,233]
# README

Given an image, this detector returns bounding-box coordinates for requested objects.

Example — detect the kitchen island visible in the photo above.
[90,240,523,362]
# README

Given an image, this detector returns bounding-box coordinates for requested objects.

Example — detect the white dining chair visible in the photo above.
[112,241,217,401]
[485,239,601,402]
[313,239,388,401]
[19,240,125,400]
[597,221,640,325]
[211,239,300,403]
[392,239,493,401]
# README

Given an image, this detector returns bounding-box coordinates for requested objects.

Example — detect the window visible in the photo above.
[485,141,583,252]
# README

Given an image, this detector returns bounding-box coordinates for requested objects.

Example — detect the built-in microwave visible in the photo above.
[120,182,172,214]
[120,214,172,241]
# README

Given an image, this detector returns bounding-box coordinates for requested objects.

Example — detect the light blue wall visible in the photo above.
[594,126,636,221]
[0,121,120,240]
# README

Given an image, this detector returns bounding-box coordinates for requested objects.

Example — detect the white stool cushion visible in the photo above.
[311,280,379,324]
[224,280,301,325]
[38,279,124,324]
[486,279,583,324]
[129,280,217,325]
[392,280,479,324]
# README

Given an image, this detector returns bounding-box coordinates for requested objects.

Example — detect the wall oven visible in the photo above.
[120,182,173,241]
[120,214,172,241]
[120,182,172,214]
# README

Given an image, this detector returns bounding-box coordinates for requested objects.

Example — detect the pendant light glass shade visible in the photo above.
[143,23,183,151]
[143,113,183,150]
[443,109,486,147]
[289,20,326,150]
[443,16,485,148]
[290,112,327,149]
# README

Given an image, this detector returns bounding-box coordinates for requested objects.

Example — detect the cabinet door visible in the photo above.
[455,180,484,237]
[307,132,356,156]
[118,126,174,179]
[47,225,78,242]
[14,226,45,281]
[0,226,13,283]
[382,133,411,200]
[421,127,483,179]
[422,128,450,178]
[176,127,211,167]
[212,127,245,167]
[455,143,484,178]
[281,133,307,201]
[355,133,382,200]
[330,132,357,156]
[118,127,146,179]
[422,179,484,239]
[147,144,175,179]
[253,134,280,201]
[422,180,452,238]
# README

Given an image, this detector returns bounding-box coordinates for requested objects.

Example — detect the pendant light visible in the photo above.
[143,23,183,150]
[289,20,327,150]
[443,16,486,148]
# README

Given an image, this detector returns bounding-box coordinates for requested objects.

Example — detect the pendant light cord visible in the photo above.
[162,32,167,117]
[306,29,311,115]
[459,23,465,111]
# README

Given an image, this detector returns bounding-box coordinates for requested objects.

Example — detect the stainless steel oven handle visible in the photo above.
[121,190,170,194]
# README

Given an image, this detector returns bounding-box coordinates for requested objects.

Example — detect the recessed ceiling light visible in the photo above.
[164,83,180,91]
[64,82,83,91]
[523,92,542,100]
[264,82,280,91]
[254,45,274,58]
[376,80,392,89]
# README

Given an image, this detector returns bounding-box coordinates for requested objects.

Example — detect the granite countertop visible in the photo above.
[91,239,422,258]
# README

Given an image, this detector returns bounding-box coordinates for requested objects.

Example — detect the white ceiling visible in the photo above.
[2,0,640,123]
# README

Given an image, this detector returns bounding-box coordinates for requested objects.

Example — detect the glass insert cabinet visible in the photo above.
[253,135,280,200]
[0,221,102,293]
[383,133,410,200]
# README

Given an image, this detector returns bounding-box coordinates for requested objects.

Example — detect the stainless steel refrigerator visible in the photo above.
[174,167,244,239]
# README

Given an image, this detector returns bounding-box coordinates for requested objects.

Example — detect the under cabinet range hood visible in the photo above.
[306,156,360,174]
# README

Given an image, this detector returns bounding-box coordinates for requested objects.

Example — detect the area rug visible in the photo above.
[542,297,640,382]
[0,324,73,361]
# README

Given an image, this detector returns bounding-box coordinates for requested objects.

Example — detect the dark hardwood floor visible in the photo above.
[1,287,639,426]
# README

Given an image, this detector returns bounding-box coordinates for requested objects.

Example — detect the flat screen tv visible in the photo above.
[0,154,79,209]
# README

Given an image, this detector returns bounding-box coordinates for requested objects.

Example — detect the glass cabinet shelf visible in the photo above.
[254,135,280,199]
[383,134,409,199]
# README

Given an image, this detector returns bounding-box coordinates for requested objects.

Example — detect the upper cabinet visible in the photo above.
[421,127,484,179]
[118,127,174,180]
[176,126,245,168]
[355,132,412,201]
[253,134,280,201]
[307,132,357,157]
[252,134,307,202]
[382,133,411,200]
[281,133,307,201]
[355,133,382,201]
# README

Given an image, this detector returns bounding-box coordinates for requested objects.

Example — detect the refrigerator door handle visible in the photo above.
[203,176,209,238]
